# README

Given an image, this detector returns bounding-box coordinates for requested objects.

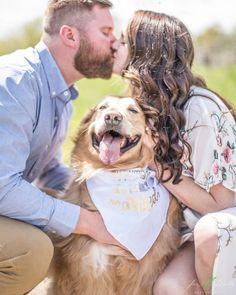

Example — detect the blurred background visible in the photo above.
[0,0,235,162]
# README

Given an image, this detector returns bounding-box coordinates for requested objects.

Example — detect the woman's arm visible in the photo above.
[163,173,234,215]
[146,91,236,215]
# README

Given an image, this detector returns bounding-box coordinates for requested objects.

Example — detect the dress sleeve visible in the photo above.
[182,96,236,193]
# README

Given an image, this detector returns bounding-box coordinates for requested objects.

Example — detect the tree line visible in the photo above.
[0,18,236,66]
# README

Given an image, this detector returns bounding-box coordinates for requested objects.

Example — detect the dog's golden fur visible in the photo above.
[48,96,182,295]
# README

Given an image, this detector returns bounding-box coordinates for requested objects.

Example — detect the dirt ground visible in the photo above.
[28,278,51,295]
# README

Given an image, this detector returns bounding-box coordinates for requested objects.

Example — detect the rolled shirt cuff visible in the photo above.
[43,198,80,237]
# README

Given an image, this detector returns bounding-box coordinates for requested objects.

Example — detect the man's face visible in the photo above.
[74,5,116,79]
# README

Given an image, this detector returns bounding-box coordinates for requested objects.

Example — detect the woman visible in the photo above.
[113,10,236,295]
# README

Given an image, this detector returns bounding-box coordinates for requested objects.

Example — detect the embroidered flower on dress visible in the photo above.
[182,92,236,191]
[213,162,219,176]
[216,135,222,147]
[223,146,232,163]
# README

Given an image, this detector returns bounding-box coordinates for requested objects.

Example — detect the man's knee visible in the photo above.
[0,217,54,295]
[23,228,54,282]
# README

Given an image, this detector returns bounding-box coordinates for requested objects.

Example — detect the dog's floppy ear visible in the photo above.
[80,107,96,126]
[72,107,97,164]
[73,107,96,145]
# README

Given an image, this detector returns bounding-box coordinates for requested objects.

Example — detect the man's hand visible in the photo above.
[73,208,126,248]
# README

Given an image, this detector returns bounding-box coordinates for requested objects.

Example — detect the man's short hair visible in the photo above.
[44,0,113,36]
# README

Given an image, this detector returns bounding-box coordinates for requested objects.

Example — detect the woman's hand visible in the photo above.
[144,125,157,150]
[143,125,160,173]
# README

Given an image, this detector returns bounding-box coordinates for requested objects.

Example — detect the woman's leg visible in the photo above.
[153,242,204,295]
[0,216,54,295]
[194,214,218,294]
[194,209,236,295]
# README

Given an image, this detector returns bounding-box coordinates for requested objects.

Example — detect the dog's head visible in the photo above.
[72,96,153,171]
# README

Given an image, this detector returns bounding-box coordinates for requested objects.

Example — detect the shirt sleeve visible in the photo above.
[182,96,236,193]
[0,70,80,236]
[36,149,73,191]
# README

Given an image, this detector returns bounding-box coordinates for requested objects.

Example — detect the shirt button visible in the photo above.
[63,90,69,96]
[52,230,57,234]
[52,91,56,96]
[45,145,49,151]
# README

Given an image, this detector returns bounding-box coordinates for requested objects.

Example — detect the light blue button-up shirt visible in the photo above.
[0,41,80,236]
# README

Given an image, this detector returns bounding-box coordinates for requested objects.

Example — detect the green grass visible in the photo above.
[193,65,236,106]
[62,66,236,163]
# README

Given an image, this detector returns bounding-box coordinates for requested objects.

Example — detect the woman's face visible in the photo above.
[113,33,129,75]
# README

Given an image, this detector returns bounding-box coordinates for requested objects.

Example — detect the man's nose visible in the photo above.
[104,112,123,126]
[110,34,118,48]
[111,39,120,52]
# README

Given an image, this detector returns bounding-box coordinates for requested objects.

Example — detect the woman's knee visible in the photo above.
[153,242,205,295]
[194,214,218,265]
[153,273,202,295]
[153,274,181,295]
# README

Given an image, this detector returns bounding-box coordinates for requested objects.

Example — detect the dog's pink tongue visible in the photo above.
[99,133,121,165]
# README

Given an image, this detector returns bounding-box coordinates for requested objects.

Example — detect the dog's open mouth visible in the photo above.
[92,130,140,165]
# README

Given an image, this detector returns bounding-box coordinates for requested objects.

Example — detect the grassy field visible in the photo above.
[62,66,236,163]
[193,65,236,106]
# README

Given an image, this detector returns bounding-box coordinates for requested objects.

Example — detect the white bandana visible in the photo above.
[86,168,170,260]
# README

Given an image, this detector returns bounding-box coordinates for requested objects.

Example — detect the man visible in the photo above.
[0,0,119,294]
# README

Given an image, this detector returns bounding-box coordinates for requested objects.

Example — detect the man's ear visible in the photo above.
[59,25,80,49]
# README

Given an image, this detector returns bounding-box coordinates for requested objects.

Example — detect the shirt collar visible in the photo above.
[35,41,79,101]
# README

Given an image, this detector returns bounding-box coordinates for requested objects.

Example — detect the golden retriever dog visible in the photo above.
[47,96,182,295]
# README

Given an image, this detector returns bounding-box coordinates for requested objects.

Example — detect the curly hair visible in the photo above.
[123,10,235,184]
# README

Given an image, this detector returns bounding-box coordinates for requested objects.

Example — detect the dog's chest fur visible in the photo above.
[50,178,182,295]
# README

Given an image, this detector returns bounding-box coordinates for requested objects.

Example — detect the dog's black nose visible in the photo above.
[104,112,123,126]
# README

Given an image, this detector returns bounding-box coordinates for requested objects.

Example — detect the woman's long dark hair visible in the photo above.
[123,10,235,184]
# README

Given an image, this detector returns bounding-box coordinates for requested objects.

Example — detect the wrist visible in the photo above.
[73,207,90,235]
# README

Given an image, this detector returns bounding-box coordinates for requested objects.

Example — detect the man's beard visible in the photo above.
[74,35,114,79]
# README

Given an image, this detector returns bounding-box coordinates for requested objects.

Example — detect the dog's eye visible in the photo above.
[129,108,139,114]
[99,105,107,110]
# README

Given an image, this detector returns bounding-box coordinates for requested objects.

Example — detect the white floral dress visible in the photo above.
[181,86,236,294]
